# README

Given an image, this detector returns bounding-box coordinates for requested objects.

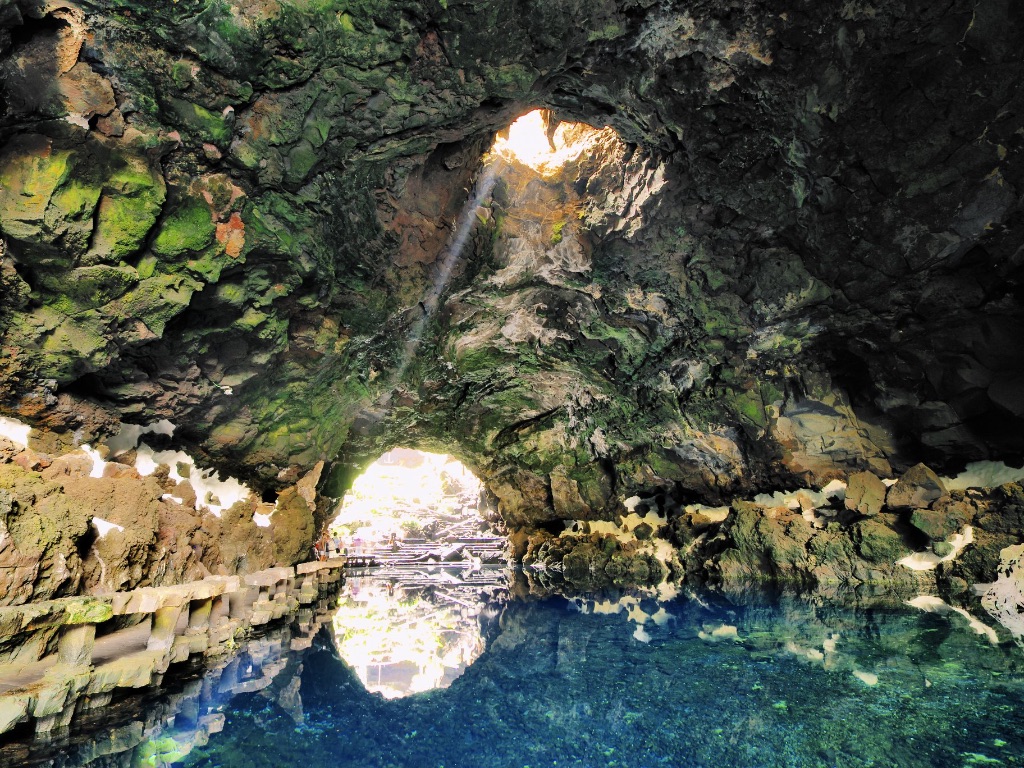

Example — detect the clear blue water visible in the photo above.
[179,580,1024,768]
[8,576,1024,768]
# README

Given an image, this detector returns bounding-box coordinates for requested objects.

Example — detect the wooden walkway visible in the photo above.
[340,533,507,571]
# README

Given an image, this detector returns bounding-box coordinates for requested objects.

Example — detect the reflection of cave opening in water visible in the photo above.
[331,575,505,699]
[328,449,509,698]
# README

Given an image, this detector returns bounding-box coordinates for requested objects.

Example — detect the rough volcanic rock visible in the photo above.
[271,463,323,565]
[0,462,90,605]
[711,498,934,589]
[523,529,666,590]
[717,502,814,585]
[886,464,948,511]
[0,0,1022,553]
[0,440,309,603]
[909,496,974,541]
[845,471,888,517]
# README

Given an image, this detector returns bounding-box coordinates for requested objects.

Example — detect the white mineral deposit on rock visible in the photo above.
[898,527,974,571]
[135,444,253,516]
[91,517,125,538]
[943,461,1024,491]
[0,416,31,448]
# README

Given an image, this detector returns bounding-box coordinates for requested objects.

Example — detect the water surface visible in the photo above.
[9,574,1024,768]
[185,579,1024,768]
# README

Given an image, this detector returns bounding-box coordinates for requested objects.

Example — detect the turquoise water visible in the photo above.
[180,581,1024,768]
[7,576,1024,768]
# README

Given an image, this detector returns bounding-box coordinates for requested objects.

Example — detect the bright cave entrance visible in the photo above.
[328,449,508,698]
[328,448,497,553]
[490,108,619,174]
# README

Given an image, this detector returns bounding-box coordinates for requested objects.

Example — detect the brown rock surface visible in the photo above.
[0,442,285,603]
[909,497,974,541]
[886,464,948,511]
[845,471,888,517]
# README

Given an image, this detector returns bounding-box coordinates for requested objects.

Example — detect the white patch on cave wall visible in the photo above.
[0,415,258,519]
[91,420,254,517]
[754,481,845,511]
[687,504,731,522]
[562,510,676,574]
[566,511,667,544]
[135,443,253,517]
[81,445,107,479]
[0,416,31,448]
[623,496,642,513]
[942,460,1024,490]
[91,517,124,538]
[898,526,974,572]
[977,543,1024,645]
[105,419,176,456]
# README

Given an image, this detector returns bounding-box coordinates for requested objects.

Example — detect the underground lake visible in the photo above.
[5,570,1024,768]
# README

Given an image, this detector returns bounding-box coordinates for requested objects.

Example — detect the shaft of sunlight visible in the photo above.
[391,163,499,387]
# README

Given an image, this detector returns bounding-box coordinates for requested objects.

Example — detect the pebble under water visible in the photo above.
[13,573,1024,768]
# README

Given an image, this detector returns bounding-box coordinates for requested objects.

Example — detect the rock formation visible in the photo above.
[0,0,1023,586]
[0,434,321,605]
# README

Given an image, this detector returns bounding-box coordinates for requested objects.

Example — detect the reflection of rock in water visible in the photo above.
[187,586,1024,768]
[331,569,509,698]
[0,560,347,743]
[9,574,1023,768]
[0,600,339,768]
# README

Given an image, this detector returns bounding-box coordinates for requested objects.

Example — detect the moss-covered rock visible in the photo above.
[909,497,974,541]
[0,135,100,267]
[152,198,216,258]
[162,96,233,145]
[38,266,139,313]
[83,157,166,264]
[853,516,911,566]
[718,502,814,584]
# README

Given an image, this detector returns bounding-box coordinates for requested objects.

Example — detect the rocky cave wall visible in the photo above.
[0,0,1023,593]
